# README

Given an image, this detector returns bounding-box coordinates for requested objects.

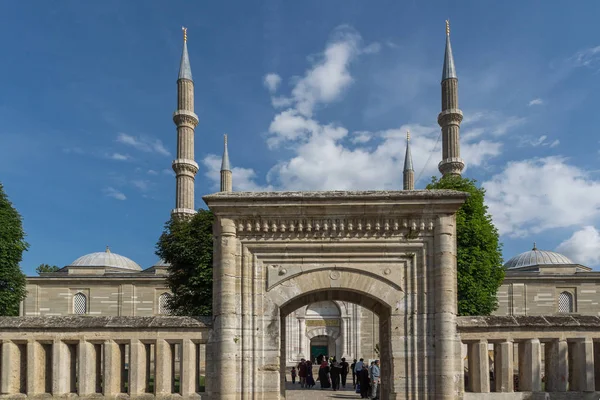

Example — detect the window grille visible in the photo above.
[159,293,172,315]
[558,291,573,313]
[73,293,87,314]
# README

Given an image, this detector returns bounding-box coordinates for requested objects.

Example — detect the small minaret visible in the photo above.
[403,130,415,190]
[220,134,232,192]
[437,20,465,177]
[171,27,199,219]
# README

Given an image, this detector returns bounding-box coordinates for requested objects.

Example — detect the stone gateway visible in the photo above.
[203,190,468,399]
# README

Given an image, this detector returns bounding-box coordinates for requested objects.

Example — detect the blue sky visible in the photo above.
[2,1,600,275]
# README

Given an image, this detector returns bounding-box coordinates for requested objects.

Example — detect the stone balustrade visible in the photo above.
[458,315,600,400]
[0,316,212,399]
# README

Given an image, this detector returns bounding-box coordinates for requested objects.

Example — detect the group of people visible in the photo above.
[290,358,316,388]
[290,356,380,399]
[351,358,380,399]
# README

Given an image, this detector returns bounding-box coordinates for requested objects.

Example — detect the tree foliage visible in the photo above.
[0,183,28,316]
[156,209,213,316]
[36,264,60,274]
[427,175,504,316]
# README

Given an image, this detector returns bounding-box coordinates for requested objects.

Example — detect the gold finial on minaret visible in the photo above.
[406,130,410,141]
[182,26,187,43]
[445,20,450,36]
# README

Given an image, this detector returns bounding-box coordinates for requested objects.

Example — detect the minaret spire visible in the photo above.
[171,27,199,219]
[403,130,414,190]
[438,20,465,177]
[220,134,232,192]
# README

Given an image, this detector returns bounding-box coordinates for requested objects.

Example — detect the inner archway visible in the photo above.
[280,289,393,399]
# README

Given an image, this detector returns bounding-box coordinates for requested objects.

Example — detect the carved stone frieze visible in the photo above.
[235,217,434,238]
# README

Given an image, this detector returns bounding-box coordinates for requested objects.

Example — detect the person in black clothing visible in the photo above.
[340,357,349,388]
[358,366,370,398]
[350,359,357,388]
[330,359,341,391]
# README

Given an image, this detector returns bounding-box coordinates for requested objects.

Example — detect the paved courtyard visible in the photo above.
[285,381,360,399]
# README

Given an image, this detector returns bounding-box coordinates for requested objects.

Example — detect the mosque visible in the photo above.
[20,25,600,367]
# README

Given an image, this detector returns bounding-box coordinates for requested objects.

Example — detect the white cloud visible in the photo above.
[263,73,282,93]
[518,135,560,148]
[556,226,600,267]
[492,116,526,136]
[288,27,362,117]
[351,131,373,144]
[109,153,130,161]
[116,133,171,156]
[131,180,151,192]
[570,45,600,69]
[202,155,271,192]
[103,187,126,201]
[528,98,543,106]
[147,169,158,175]
[483,157,600,237]
[162,168,175,176]
[362,42,381,54]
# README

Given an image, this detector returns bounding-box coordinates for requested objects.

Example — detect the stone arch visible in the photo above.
[270,269,403,317]
[305,326,340,340]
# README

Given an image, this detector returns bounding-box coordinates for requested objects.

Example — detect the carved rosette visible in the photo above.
[235,217,434,238]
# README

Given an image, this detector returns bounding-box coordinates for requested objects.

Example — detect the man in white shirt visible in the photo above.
[354,358,364,374]
[370,360,380,399]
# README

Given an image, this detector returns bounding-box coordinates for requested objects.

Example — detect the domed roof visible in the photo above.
[504,243,574,270]
[153,259,171,268]
[69,247,142,271]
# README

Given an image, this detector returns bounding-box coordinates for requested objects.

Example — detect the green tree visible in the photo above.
[36,264,60,274]
[427,175,504,316]
[0,183,28,316]
[156,209,213,316]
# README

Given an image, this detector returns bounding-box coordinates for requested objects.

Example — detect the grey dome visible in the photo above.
[504,244,574,270]
[69,248,142,271]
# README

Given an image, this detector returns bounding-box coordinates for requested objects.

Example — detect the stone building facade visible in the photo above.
[22,249,171,317]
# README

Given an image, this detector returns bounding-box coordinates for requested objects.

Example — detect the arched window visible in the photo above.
[73,293,87,315]
[558,291,574,313]
[158,293,173,315]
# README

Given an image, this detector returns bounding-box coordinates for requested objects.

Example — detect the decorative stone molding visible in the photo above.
[438,158,465,176]
[235,217,434,238]
[437,108,463,125]
[305,326,341,340]
[172,109,199,127]
[172,159,199,175]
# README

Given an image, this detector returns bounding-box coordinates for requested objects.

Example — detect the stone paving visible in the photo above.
[285,381,360,399]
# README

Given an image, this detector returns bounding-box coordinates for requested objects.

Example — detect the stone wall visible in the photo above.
[0,316,212,399]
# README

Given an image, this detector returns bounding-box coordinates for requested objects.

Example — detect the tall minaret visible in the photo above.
[403,130,415,190]
[437,20,465,177]
[171,27,199,219]
[220,134,232,192]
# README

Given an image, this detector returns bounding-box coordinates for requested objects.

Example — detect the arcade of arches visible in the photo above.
[204,190,467,400]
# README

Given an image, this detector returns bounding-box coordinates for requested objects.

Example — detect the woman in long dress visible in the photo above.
[306,360,316,388]
[318,360,331,389]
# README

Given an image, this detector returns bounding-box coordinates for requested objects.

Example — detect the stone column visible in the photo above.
[434,215,459,398]
[78,340,96,395]
[494,341,513,392]
[297,317,306,359]
[155,339,172,394]
[1,341,17,395]
[518,339,542,392]
[52,340,69,395]
[467,340,489,393]
[572,338,595,392]
[213,217,238,399]
[129,339,146,395]
[545,339,568,392]
[103,340,121,396]
[181,339,197,396]
[26,341,43,395]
